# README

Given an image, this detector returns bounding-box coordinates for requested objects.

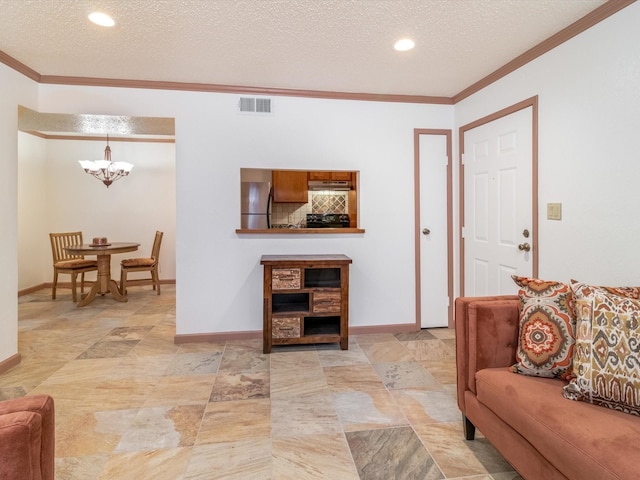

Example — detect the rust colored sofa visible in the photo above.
[455,296,640,480]
[0,395,55,480]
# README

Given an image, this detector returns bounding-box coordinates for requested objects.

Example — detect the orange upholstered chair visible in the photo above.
[0,395,55,480]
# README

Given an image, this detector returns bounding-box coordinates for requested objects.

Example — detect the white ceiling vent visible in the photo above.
[239,97,273,115]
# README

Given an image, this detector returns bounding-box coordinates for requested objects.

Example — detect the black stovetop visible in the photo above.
[306,213,350,228]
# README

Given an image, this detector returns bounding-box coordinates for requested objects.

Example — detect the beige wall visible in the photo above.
[17,133,48,288]
[0,65,38,364]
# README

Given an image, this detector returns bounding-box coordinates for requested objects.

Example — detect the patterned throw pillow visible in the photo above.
[568,281,640,340]
[567,280,640,382]
[511,276,576,379]
[563,292,640,416]
[570,279,640,301]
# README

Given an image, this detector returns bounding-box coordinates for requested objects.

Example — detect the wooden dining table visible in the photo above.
[64,242,140,307]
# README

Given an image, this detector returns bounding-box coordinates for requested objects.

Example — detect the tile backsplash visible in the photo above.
[312,193,346,213]
[272,192,348,226]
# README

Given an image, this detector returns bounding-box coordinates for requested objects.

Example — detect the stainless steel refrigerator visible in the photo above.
[241,182,272,229]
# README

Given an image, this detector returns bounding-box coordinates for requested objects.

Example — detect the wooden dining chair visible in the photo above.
[119,231,163,295]
[49,231,97,302]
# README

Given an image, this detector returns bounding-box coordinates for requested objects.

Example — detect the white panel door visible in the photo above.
[463,107,533,296]
[420,134,448,327]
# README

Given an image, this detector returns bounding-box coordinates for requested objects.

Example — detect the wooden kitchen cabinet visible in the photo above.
[272,170,308,203]
[261,254,352,353]
[308,171,353,181]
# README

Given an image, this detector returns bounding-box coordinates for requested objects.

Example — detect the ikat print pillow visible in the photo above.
[569,279,640,302]
[511,276,576,379]
[563,292,640,416]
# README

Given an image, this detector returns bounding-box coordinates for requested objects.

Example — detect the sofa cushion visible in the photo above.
[564,292,640,415]
[476,367,640,480]
[511,276,575,379]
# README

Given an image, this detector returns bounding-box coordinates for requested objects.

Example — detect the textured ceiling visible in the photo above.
[0,0,609,98]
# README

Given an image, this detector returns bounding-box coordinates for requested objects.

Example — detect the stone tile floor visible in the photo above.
[1,285,522,480]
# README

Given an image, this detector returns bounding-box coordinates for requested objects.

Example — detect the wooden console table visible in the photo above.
[260,254,352,354]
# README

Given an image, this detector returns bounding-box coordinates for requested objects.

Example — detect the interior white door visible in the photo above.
[419,133,449,327]
[463,107,533,296]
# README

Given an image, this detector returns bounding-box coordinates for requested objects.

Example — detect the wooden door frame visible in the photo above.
[414,129,454,328]
[459,96,539,296]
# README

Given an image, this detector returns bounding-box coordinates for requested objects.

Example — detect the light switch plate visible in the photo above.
[547,203,562,220]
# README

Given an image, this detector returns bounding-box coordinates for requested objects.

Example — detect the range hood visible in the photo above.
[308,180,352,191]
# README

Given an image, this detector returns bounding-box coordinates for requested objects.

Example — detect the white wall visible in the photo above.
[18,133,48,288]
[37,86,452,335]
[454,2,640,286]
[0,64,38,364]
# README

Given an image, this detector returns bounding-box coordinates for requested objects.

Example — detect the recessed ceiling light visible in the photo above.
[394,38,415,52]
[88,12,115,27]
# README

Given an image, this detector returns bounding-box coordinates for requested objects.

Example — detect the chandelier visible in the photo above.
[78,135,133,187]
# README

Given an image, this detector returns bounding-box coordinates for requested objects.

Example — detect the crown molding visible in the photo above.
[0,50,40,81]
[21,131,175,143]
[452,0,636,103]
[37,75,452,105]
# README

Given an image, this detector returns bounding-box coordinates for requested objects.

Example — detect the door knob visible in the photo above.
[518,242,531,252]
[422,228,431,235]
